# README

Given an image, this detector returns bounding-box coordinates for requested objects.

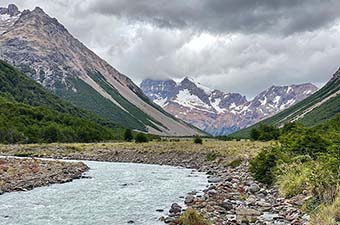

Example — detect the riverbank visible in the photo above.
[0,141,309,224]
[0,158,89,194]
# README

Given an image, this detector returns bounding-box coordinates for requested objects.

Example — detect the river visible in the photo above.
[0,161,207,225]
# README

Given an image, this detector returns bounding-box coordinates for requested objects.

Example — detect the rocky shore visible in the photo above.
[0,157,89,194]
[167,162,310,225]
[0,143,310,224]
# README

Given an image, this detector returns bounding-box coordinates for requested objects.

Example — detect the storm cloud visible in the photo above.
[2,0,340,97]
[86,0,340,35]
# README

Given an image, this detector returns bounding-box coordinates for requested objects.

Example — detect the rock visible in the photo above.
[257,200,271,208]
[185,195,195,205]
[164,217,176,223]
[220,200,233,211]
[248,183,260,193]
[169,203,182,215]
[208,177,222,183]
[261,212,280,221]
[236,207,262,216]
[207,189,217,196]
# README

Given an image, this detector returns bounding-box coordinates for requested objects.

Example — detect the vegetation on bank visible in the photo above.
[177,208,211,225]
[249,114,340,223]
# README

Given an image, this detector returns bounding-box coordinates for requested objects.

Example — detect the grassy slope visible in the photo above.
[0,60,120,129]
[231,75,340,139]
[0,60,125,143]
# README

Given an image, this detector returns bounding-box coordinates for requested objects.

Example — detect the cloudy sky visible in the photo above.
[3,0,340,97]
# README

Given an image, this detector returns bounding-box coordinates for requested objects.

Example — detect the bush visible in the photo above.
[206,152,218,161]
[135,133,148,143]
[281,131,329,159]
[250,124,280,141]
[194,136,203,144]
[249,146,282,185]
[228,158,242,168]
[14,152,33,157]
[124,129,133,142]
[276,162,311,198]
[177,208,210,225]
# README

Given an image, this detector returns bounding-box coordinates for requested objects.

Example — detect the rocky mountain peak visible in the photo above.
[329,68,340,84]
[0,4,204,136]
[33,6,45,14]
[0,4,20,16]
[141,78,318,136]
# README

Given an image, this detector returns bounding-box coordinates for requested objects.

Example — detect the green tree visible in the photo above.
[124,129,133,142]
[193,136,203,144]
[135,133,148,143]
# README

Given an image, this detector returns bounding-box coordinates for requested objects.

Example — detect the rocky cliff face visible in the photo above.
[140,78,318,136]
[0,4,203,136]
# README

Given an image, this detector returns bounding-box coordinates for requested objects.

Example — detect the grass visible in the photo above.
[276,162,311,198]
[310,191,340,225]
[0,140,269,160]
[177,208,210,225]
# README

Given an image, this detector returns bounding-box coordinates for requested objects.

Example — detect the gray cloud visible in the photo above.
[85,0,340,35]
[1,0,340,98]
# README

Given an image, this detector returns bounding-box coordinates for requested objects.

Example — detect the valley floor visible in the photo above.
[0,140,309,224]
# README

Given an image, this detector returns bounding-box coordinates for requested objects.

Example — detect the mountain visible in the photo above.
[232,68,340,138]
[0,60,123,143]
[140,77,318,136]
[0,4,203,136]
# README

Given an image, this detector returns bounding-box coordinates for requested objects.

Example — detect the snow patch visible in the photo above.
[303,90,312,95]
[259,96,267,105]
[174,89,211,111]
[273,96,281,105]
[210,98,225,114]
[154,97,168,107]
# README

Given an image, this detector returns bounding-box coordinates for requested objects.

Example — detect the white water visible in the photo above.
[0,161,207,225]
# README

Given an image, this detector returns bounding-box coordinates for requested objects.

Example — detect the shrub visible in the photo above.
[206,152,218,161]
[177,208,210,225]
[250,125,280,141]
[135,133,148,143]
[194,136,203,144]
[276,162,311,198]
[249,146,282,185]
[14,152,33,157]
[228,158,242,168]
[250,128,260,140]
[123,129,133,142]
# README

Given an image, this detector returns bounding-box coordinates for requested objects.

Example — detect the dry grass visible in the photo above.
[0,140,270,161]
[310,192,340,225]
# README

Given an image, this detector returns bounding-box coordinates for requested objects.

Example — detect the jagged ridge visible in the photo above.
[232,68,340,138]
[140,77,318,136]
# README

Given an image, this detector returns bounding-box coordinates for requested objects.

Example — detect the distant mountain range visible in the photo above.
[232,68,340,138]
[141,77,318,136]
[0,4,203,136]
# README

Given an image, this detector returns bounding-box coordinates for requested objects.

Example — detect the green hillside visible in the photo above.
[231,69,340,139]
[57,72,165,132]
[0,60,124,143]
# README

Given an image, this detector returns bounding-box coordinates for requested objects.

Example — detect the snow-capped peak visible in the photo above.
[141,78,318,136]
